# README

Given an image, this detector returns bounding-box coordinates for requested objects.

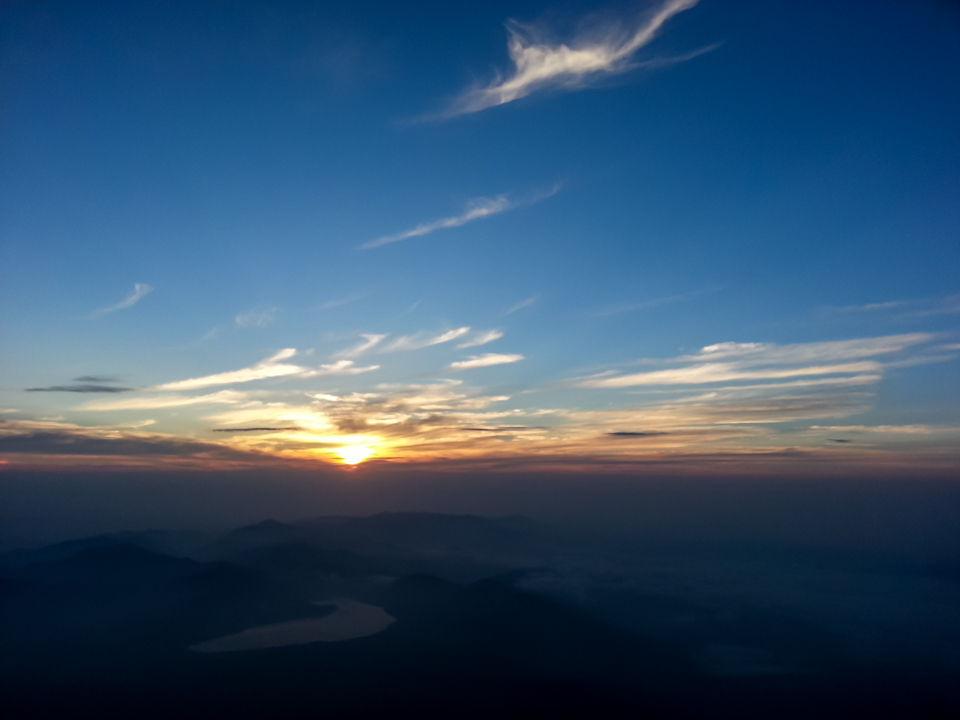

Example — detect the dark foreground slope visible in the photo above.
[2,513,958,719]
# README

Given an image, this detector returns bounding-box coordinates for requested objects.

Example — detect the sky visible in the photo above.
[1,0,959,478]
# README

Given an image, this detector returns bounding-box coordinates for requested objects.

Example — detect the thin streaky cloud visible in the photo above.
[593,286,725,316]
[505,294,540,314]
[94,283,153,314]
[884,354,957,369]
[362,185,560,250]
[317,293,367,310]
[578,361,882,388]
[681,374,884,394]
[235,308,277,328]
[333,334,387,359]
[384,327,471,352]
[300,360,380,377]
[822,292,960,317]
[78,390,249,411]
[828,300,906,313]
[897,293,960,318]
[457,330,504,349]
[450,353,525,371]
[117,420,156,428]
[809,425,941,434]
[152,350,377,390]
[437,0,705,119]
[153,349,304,391]
[397,300,421,317]
[686,334,933,365]
[364,196,510,249]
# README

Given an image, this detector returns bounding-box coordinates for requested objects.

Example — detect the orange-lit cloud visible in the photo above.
[9,332,956,476]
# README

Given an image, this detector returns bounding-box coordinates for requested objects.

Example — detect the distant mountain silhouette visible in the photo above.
[0,528,211,568]
[302,512,533,554]
[239,542,380,578]
[2,513,957,720]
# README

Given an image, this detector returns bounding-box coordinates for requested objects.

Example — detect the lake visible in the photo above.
[189,599,395,653]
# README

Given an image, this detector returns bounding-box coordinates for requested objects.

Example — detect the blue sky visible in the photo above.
[1,0,958,473]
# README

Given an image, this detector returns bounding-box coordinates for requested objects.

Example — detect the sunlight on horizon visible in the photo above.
[336,446,374,465]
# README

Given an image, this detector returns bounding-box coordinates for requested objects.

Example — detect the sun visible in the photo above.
[336,445,374,465]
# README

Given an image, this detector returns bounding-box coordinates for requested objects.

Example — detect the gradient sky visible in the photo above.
[2,0,958,476]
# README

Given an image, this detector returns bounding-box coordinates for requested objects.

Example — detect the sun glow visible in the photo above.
[336,445,374,465]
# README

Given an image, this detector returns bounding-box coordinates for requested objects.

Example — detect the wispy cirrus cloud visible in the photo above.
[579,361,882,388]
[333,334,387,359]
[592,286,725,316]
[896,293,960,319]
[317,293,367,310]
[78,390,250,411]
[827,300,906,313]
[362,186,559,250]
[576,334,935,389]
[301,360,380,377]
[450,353,525,371]
[505,294,540,315]
[808,425,940,435]
[822,292,960,318]
[153,349,305,391]
[364,196,511,249]
[151,349,378,392]
[235,308,277,328]
[457,330,504,349]
[436,0,709,119]
[93,283,153,315]
[384,327,470,352]
[683,334,934,364]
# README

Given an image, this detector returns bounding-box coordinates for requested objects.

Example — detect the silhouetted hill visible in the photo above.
[11,542,200,588]
[375,573,697,694]
[206,519,309,559]
[0,534,125,568]
[0,529,212,568]
[231,518,298,537]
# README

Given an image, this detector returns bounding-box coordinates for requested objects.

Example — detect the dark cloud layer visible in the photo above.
[26,385,134,393]
[0,429,259,459]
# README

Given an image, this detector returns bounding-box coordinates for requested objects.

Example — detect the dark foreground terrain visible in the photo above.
[2,512,958,719]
